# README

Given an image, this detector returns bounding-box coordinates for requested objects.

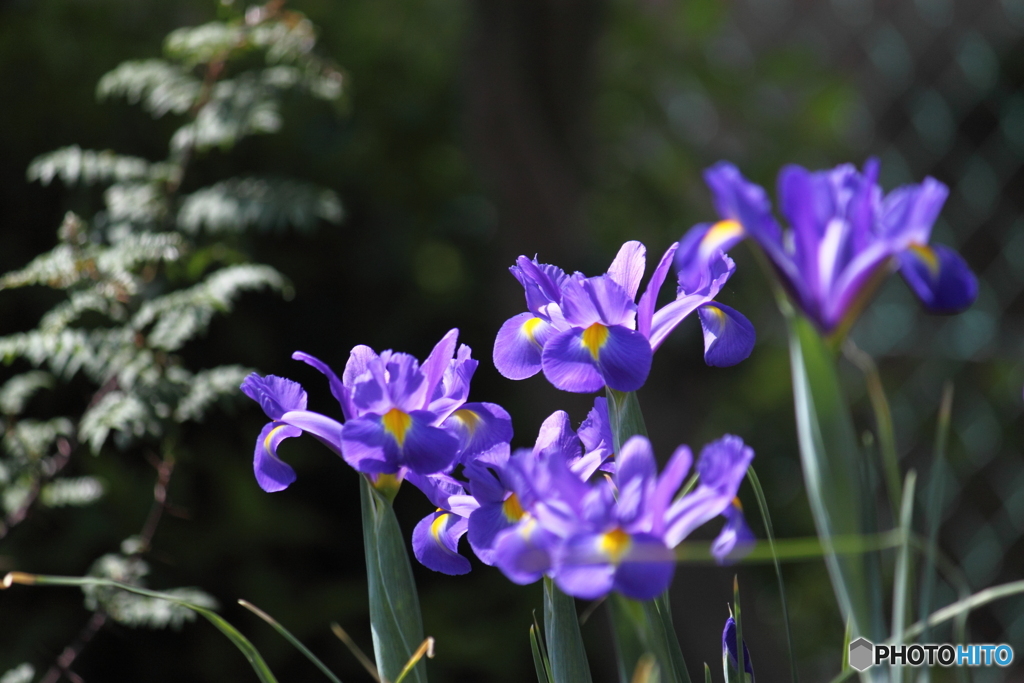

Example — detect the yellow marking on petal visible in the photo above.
[703,220,744,252]
[908,243,940,276]
[522,317,544,345]
[451,409,482,435]
[430,511,450,544]
[731,496,743,511]
[599,527,633,564]
[263,424,288,455]
[381,408,413,446]
[581,323,610,360]
[502,493,526,522]
[705,305,727,325]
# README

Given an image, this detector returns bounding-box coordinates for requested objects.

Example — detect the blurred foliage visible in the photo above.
[0,0,1021,682]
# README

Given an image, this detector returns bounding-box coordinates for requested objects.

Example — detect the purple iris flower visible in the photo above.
[241,329,512,491]
[723,616,755,681]
[682,159,977,334]
[490,430,756,601]
[495,241,755,394]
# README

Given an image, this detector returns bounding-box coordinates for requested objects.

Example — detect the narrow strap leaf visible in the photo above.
[360,476,427,683]
[239,600,343,683]
[890,471,917,683]
[543,577,594,683]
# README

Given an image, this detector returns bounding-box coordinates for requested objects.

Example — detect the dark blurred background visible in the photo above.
[1,0,1023,681]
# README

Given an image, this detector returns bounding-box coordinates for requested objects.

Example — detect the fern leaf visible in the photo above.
[177,176,342,234]
[97,59,201,117]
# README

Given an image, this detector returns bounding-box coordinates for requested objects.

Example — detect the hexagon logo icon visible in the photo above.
[849,638,874,672]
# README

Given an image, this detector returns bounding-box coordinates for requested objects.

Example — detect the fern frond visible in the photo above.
[97,59,201,117]
[0,371,54,415]
[178,176,342,234]
[27,146,174,187]
[173,365,251,422]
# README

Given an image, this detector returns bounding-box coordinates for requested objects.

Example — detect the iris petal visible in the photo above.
[412,510,471,575]
[444,401,514,464]
[291,352,352,419]
[606,240,646,300]
[542,325,651,393]
[493,522,556,585]
[241,374,307,420]
[613,533,675,601]
[493,313,553,380]
[899,243,978,313]
[697,302,756,367]
[253,422,300,492]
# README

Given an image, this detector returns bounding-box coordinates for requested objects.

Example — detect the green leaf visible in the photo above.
[96,59,201,117]
[360,476,427,683]
[529,615,554,683]
[543,577,593,683]
[784,312,875,639]
[605,388,648,449]
[703,663,713,683]
[609,593,691,683]
[890,471,917,683]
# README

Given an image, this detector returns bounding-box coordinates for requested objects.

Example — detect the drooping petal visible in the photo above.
[467,496,526,565]
[412,510,471,575]
[291,352,353,419]
[444,401,513,464]
[493,313,554,380]
[648,294,707,351]
[607,240,646,300]
[697,303,756,367]
[899,243,978,313]
[711,499,756,565]
[253,422,300,492]
[542,325,652,393]
[637,242,680,339]
[612,533,676,601]
[554,532,617,599]
[339,410,458,475]
[241,374,307,420]
[398,411,462,474]
[493,520,558,585]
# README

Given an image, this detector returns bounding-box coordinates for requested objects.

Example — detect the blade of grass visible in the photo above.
[238,600,342,683]
[890,471,917,683]
[331,623,381,683]
[746,466,797,683]
[704,663,713,683]
[2,573,277,683]
[674,531,902,564]
[394,637,434,683]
